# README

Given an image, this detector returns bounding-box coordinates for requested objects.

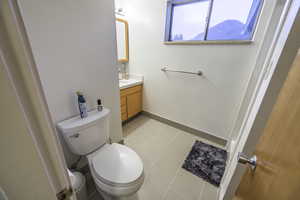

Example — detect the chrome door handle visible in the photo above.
[238,153,257,171]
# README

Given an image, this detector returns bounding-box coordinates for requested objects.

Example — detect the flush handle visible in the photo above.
[69,133,80,138]
[238,152,257,171]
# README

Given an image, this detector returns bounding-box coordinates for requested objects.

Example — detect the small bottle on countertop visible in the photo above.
[76,91,88,118]
[97,99,103,111]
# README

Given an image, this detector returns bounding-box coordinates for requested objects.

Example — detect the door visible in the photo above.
[223,1,300,199]
[0,55,57,200]
[0,0,74,199]
[234,50,300,200]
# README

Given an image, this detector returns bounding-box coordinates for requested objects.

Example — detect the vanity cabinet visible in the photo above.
[120,85,142,121]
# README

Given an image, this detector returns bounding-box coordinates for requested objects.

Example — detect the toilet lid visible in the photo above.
[91,143,143,184]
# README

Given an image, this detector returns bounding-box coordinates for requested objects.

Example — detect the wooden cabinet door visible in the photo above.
[127,92,142,118]
[121,112,127,121]
[120,96,127,121]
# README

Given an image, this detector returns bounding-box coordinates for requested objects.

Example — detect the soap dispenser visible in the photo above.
[76,91,88,118]
[97,99,103,111]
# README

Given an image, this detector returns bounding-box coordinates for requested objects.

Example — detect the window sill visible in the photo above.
[164,40,253,45]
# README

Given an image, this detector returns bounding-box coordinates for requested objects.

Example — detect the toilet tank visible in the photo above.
[57,108,110,155]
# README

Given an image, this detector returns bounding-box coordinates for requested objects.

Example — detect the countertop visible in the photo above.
[119,74,143,89]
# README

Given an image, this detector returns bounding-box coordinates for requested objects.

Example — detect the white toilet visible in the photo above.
[57,108,144,200]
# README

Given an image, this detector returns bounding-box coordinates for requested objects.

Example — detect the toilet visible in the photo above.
[57,108,144,200]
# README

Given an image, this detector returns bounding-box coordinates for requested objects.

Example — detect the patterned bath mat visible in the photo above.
[182,140,227,187]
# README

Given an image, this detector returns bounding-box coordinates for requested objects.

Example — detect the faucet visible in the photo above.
[118,63,128,80]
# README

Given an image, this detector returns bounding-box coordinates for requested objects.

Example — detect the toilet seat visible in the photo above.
[88,143,144,186]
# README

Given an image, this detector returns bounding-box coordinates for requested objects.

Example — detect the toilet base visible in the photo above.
[90,167,144,200]
[96,188,138,200]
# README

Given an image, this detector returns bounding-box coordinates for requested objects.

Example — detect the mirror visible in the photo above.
[116,18,129,63]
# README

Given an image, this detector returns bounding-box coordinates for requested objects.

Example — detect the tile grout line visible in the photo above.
[161,135,198,200]
[149,130,180,168]
[161,165,181,200]
[197,182,207,200]
[160,131,183,200]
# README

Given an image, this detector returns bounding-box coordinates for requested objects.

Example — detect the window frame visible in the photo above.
[164,0,264,44]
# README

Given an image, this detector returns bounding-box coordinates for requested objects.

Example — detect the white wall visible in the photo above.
[18,0,122,165]
[115,0,277,140]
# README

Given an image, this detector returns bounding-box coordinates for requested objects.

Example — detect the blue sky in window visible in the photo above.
[206,0,261,40]
[171,1,210,41]
[171,0,261,41]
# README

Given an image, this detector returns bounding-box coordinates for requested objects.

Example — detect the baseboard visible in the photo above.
[122,112,142,125]
[142,111,227,147]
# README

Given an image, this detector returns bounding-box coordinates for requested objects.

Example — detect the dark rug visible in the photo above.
[182,140,227,187]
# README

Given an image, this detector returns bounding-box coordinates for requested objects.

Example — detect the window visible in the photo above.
[165,0,263,42]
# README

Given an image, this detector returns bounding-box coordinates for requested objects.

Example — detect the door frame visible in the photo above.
[0,0,75,199]
[222,1,300,199]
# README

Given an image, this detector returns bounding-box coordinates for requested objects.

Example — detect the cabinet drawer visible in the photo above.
[120,85,142,97]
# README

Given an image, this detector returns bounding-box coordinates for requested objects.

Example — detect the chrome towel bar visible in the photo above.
[161,66,203,76]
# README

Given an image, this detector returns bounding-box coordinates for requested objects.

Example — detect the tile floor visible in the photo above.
[90,115,223,200]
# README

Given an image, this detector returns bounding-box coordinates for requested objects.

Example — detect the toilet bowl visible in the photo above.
[57,109,144,199]
[88,143,144,199]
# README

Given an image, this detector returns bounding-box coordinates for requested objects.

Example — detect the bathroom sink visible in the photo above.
[119,79,133,84]
[119,77,143,89]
